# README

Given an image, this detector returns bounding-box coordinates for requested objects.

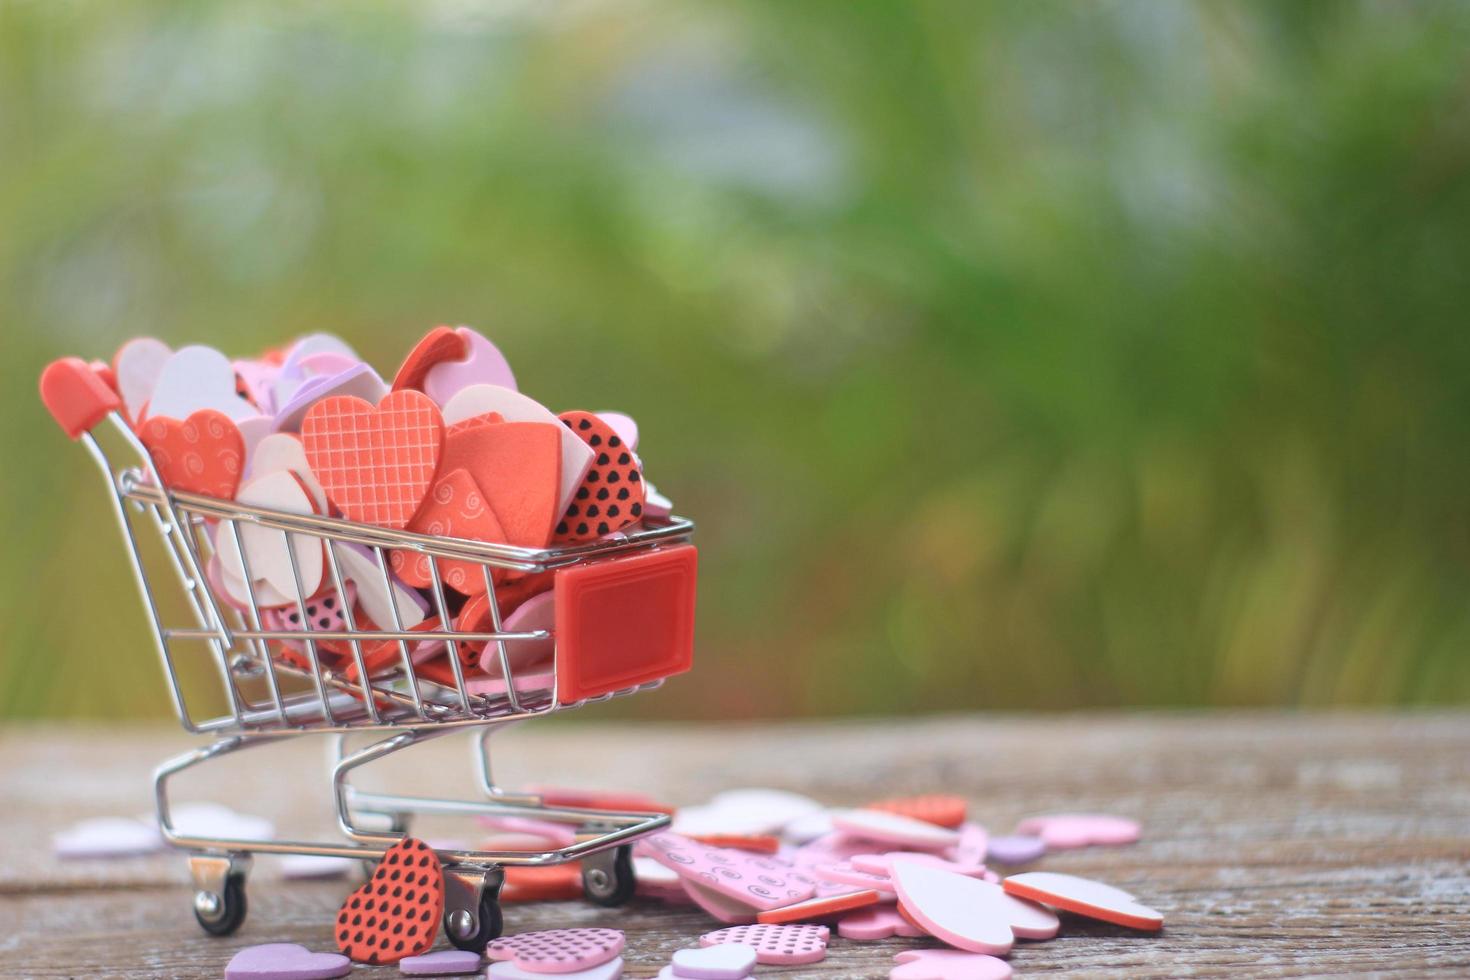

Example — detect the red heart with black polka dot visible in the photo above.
[335,837,444,964]
[552,411,646,544]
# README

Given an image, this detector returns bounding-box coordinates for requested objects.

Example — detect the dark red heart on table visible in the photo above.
[440,414,561,550]
[392,325,469,393]
[552,410,646,544]
[391,467,508,596]
[335,837,443,964]
[138,409,245,500]
[301,390,444,530]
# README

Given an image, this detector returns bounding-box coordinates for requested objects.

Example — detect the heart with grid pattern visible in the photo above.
[301,389,445,530]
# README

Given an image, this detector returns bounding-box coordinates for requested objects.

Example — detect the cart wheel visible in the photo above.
[194,872,248,937]
[582,845,636,907]
[444,889,503,953]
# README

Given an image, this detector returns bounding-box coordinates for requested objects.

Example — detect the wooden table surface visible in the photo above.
[2,711,1468,978]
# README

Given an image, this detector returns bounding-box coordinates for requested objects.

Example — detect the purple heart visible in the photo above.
[985,834,1047,865]
[399,949,485,976]
[225,943,351,980]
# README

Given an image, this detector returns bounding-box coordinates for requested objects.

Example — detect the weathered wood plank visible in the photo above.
[2,712,1469,978]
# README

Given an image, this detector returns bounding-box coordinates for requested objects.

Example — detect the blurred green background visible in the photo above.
[4,0,1469,721]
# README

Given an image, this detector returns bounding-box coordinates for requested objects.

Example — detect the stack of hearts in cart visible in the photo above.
[110,327,675,693]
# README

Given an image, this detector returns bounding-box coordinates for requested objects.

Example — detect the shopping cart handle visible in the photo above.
[40,357,122,439]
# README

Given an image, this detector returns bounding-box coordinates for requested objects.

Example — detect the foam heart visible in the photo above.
[261,585,355,668]
[831,809,960,851]
[334,837,443,964]
[642,480,674,520]
[399,949,485,976]
[393,326,470,393]
[392,467,508,595]
[782,810,835,845]
[113,336,172,422]
[792,832,887,868]
[331,541,428,630]
[52,815,163,859]
[638,832,816,912]
[552,411,646,544]
[249,432,327,510]
[700,924,828,966]
[1013,813,1141,849]
[890,860,1015,955]
[673,789,822,837]
[170,802,275,841]
[438,415,561,549]
[670,943,757,979]
[689,834,781,854]
[1001,871,1163,931]
[756,888,880,925]
[984,835,1045,866]
[471,588,554,674]
[274,362,387,432]
[837,905,928,941]
[138,409,245,499]
[949,822,990,866]
[890,949,1013,980]
[812,862,896,896]
[215,470,324,606]
[274,333,358,408]
[423,326,517,404]
[679,877,758,924]
[301,389,444,530]
[146,344,258,422]
[441,384,592,517]
[486,928,625,974]
[867,794,967,829]
[487,959,624,980]
[234,358,280,415]
[225,943,352,980]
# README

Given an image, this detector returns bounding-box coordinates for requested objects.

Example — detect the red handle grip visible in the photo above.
[40,357,122,439]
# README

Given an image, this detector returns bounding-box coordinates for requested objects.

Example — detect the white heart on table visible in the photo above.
[831,808,960,850]
[52,816,163,859]
[670,943,757,979]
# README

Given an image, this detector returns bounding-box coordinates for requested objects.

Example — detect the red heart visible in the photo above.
[138,409,245,499]
[301,390,444,530]
[867,794,967,829]
[391,467,508,596]
[392,326,468,393]
[440,415,561,550]
[552,411,646,544]
[335,837,443,964]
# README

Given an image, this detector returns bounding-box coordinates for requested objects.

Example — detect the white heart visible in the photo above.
[146,345,258,422]
[488,957,624,980]
[248,433,327,511]
[440,383,595,517]
[215,471,323,604]
[831,808,961,850]
[330,542,427,630]
[891,860,1015,955]
[671,943,757,979]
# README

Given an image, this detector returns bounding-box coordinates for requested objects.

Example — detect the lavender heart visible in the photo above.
[225,943,351,980]
[400,949,484,976]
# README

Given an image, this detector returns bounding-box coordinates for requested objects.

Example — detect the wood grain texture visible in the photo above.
[2,711,1468,978]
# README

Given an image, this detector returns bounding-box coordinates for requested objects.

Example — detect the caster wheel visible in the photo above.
[445,889,503,953]
[582,845,636,907]
[194,872,248,936]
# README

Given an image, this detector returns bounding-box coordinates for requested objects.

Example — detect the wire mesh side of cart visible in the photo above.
[79,411,694,735]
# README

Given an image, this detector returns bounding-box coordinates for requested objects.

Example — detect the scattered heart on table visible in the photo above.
[398,948,485,976]
[225,943,352,980]
[638,832,817,911]
[831,808,961,851]
[699,923,829,966]
[669,942,757,979]
[1013,813,1141,850]
[334,837,444,964]
[486,927,625,973]
[487,958,625,980]
[889,949,1013,980]
[837,904,928,940]
[866,794,968,829]
[1001,871,1164,931]
[756,887,880,924]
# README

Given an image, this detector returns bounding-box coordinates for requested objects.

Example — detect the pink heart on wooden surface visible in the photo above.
[639,832,816,912]
[700,923,829,966]
[837,904,928,941]
[1002,871,1163,931]
[1013,813,1141,849]
[225,943,351,980]
[486,928,625,973]
[891,860,1016,955]
[853,851,988,879]
[831,809,960,851]
[890,949,1013,980]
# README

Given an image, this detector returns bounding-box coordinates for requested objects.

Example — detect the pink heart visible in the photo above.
[423,326,518,404]
[890,861,1017,955]
[890,949,1013,980]
[837,905,928,941]
[486,928,625,973]
[639,832,816,911]
[700,924,828,966]
[1002,871,1164,931]
[225,943,351,980]
[831,808,960,851]
[1013,813,1141,849]
[852,851,988,879]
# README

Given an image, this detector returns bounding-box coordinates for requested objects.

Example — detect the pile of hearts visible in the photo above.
[104,328,675,688]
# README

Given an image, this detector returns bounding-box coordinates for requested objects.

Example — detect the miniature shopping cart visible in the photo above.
[40,358,697,951]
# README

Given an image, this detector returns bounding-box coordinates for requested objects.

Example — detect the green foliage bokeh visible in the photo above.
[3,0,1468,720]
